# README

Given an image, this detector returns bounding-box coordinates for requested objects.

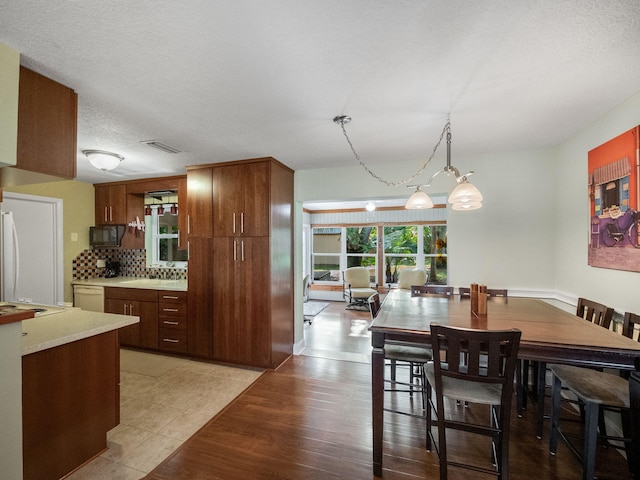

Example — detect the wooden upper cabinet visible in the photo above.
[186,167,213,237]
[16,67,77,178]
[212,161,269,237]
[94,184,127,224]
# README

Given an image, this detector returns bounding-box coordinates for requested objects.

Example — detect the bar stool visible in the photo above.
[369,294,431,418]
[548,311,640,480]
[425,323,521,480]
[531,297,614,439]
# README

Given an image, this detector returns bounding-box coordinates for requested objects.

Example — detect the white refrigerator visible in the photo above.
[0,191,64,306]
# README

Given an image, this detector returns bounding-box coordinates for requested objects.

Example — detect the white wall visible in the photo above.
[554,89,640,314]
[295,147,557,293]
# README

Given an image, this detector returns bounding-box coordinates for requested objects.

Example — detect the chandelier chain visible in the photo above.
[336,118,450,188]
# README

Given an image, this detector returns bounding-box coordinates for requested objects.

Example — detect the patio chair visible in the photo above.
[342,267,378,310]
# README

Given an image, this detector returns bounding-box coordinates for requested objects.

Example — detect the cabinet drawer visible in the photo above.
[158,291,187,303]
[159,302,187,317]
[158,328,188,353]
[159,315,188,330]
[104,287,158,302]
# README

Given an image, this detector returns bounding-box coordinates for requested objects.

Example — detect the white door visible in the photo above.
[0,192,63,306]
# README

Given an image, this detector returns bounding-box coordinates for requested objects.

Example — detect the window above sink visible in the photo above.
[144,190,187,268]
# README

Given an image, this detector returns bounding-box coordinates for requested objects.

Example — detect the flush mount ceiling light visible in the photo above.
[333,115,482,211]
[82,149,124,172]
[365,201,376,212]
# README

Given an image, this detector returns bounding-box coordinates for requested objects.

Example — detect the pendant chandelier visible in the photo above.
[333,116,482,211]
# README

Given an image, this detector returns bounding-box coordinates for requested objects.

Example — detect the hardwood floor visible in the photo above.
[146,301,632,479]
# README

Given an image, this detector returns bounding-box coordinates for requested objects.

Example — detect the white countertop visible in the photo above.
[72,277,188,291]
[21,306,139,356]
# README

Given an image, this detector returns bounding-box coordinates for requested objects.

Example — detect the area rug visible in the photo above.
[303,301,330,317]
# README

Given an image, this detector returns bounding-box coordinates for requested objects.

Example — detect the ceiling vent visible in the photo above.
[140,140,181,154]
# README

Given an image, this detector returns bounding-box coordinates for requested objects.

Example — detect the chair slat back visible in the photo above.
[411,285,454,298]
[459,287,507,298]
[622,311,640,341]
[368,293,381,320]
[576,297,614,329]
[487,288,508,297]
[430,323,521,388]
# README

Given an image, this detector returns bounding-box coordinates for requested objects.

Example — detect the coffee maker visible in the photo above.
[104,261,120,278]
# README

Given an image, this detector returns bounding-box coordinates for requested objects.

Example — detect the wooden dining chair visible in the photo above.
[458,287,507,298]
[368,292,381,319]
[369,293,432,418]
[622,310,640,340]
[530,298,615,439]
[549,316,639,480]
[425,323,521,480]
[576,297,614,328]
[547,312,640,480]
[411,285,454,298]
[487,288,508,297]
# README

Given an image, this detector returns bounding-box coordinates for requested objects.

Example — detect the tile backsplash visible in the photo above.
[73,248,187,280]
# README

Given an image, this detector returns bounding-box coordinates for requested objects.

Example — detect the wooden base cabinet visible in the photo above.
[22,331,119,480]
[158,290,188,353]
[105,287,158,349]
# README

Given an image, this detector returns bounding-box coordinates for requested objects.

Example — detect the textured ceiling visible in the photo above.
[1,0,640,186]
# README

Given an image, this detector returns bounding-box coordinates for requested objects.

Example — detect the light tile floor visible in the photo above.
[66,348,263,480]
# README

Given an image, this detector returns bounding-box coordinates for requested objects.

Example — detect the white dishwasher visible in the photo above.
[73,285,105,312]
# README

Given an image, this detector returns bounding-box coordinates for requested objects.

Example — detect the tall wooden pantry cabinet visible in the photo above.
[186,157,293,368]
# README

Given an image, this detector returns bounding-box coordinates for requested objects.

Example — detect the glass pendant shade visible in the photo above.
[448,180,483,210]
[82,150,124,171]
[405,188,434,209]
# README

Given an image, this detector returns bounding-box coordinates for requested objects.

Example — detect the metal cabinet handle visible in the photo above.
[163,320,179,325]
[187,215,191,235]
[241,212,244,234]
[162,338,179,343]
[241,240,245,262]
[162,308,179,312]
[232,212,236,234]
[233,240,237,262]
[104,206,109,223]
[109,206,113,222]
[162,295,179,300]
[123,304,128,315]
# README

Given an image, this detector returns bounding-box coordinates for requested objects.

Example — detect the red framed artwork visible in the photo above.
[587,126,640,271]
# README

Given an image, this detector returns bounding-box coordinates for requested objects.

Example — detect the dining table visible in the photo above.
[369,289,640,477]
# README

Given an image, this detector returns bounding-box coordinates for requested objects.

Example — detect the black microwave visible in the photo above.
[90,225,126,247]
